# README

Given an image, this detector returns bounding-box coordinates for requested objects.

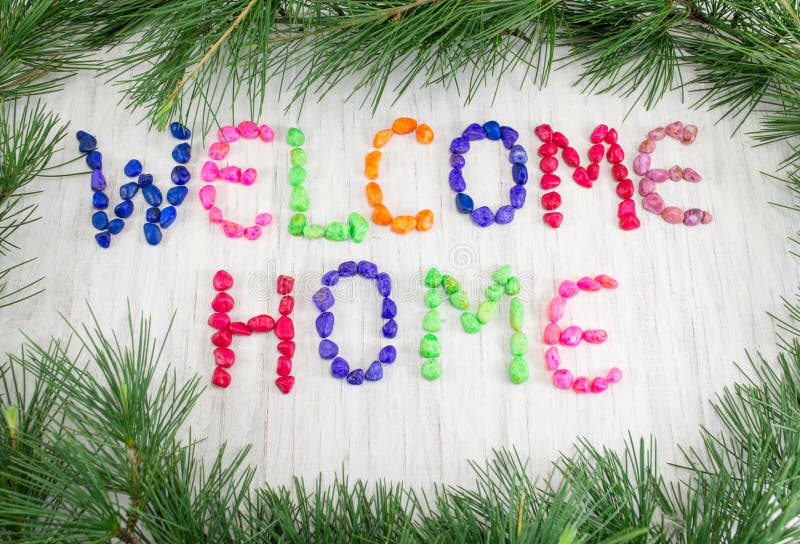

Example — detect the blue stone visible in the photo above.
[509,145,528,164]
[160,206,177,229]
[449,137,470,154]
[143,223,162,245]
[316,312,335,338]
[322,270,340,286]
[471,206,495,227]
[500,126,519,149]
[319,339,339,359]
[91,170,106,192]
[346,369,364,385]
[86,151,102,170]
[495,205,515,224]
[331,357,349,378]
[312,287,335,311]
[382,318,398,339]
[365,361,383,381]
[166,185,188,206]
[510,185,527,209]
[455,193,474,214]
[137,174,153,187]
[95,231,111,248]
[169,121,191,140]
[91,211,109,230]
[120,181,139,200]
[379,345,397,364]
[145,207,161,223]
[171,143,191,164]
[76,131,97,153]
[512,163,528,185]
[483,121,501,140]
[381,297,397,319]
[375,272,391,297]
[449,169,466,192]
[114,200,134,218]
[450,154,466,169]
[124,159,142,177]
[92,191,109,209]
[338,261,357,277]
[171,165,191,185]
[142,184,163,206]
[462,123,486,141]
[357,260,378,279]
[108,218,124,234]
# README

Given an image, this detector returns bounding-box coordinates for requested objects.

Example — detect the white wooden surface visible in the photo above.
[1,65,797,490]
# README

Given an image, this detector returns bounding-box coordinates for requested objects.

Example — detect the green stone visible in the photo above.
[448,290,469,310]
[325,222,350,241]
[461,312,481,333]
[424,267,443,288]
[289,186,310,212]
[505,276,521,295]
[287,127,305,147]
[442,275,460,295]
[349,212,369,243]
[421,359,441,381]
[508,356,529,384]
[288,213,306,236]
[476,300,497,324]
[290,148,307,167]
[510,297,524,331]
[303,223,326,239]
[422,309,441,332]
[419,333,441,358]
[426,289,444,309]
[289,166,307,186]
[510,331,528,356]
[486,284,504,302]
[492,265,512,286]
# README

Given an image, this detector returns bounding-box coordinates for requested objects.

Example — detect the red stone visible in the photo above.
[276,275,295,295]
[541,191,561,210]
[543,212,563,228]
[211,292,234,313]
[562,147,580,167]
[213,270,234,291]
[275,375,295,394]
[277,340,296,358]
[211,367,231,388]
[247,314,275,333]
[552,131,569,148]
[211,329,232,348]
[586,163,600,181]
[275,316,294,340]
[606,143,624,164]
[612,163,628,182]
[587,144,604,164]
[616,179,634,199]
[276,356,292,376]
[540,173,561,189]
[537,142,558,157]
[213,347,235,368]
[208,312,230,330]
[534,124,553,142]
[618,199,636,217]
[604,128,618,144]
[572,167,592,188]
[619,213,641,231]
[590,124,608,144]
[539,156,558,173]
[229,321,252,336]
[279,296,294,316]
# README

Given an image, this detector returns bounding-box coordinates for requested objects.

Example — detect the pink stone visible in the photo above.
[582,329,608,344]
[643,193,665,214]
[548,296,567,322]
[606,143,624,164]
[258,124,275,142]
[606,367,623,383]
[240,168,257,186]
[208,313,230,329]
[638,139,656,153]
[683,167,702,182]
[618,199,636,218]
[681,124,698,145]
[208,142,230,161]
[588,144,605,163]
[572,376,589,393]
[543,322,561,345]
[201,160,219,181]
[701,211,713,224]
[244,225,262,240]
[683,208,703,226]
[648,127,666,141]
[590,377,609,393]
[237,120,259,139]
[665,121,683,139]
[545,346,560,371]
[646,168,670,182]
[212,269,234,290]
[587,163,600,181]
[274,315,295,340]
[552,369,574,390]
[217,125,240,143]
[219,166,241,183]
[577,277,601,291]
[661,206,684,224]
[199,185,216,210]
[560,325,583,346]
[222,220,245,238]
[669,165,683,181]
[208,207,223,223]
[255,213,272,226]
[595,274,618,289]
[590,124,608,144]
[633,153,651,176]
[213,347,235,368]
[639,177,655,196]
[558,280,579,298]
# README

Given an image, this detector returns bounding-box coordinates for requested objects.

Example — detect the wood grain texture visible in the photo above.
[0,65,796,490]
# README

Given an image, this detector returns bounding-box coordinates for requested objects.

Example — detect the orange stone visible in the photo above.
[392,117,418,135]
[373,129,393,148]
[391,215,417,234]
[372,204,393,226]
[365,182,383,206]
[364,150,381,180]
[415,209,434,231]
[415,123,434,144]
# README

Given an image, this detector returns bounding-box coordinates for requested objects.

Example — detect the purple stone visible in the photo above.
[91,170,106,192]
[450,137,470,154]
[375,272,391,297]
[462,123,486,141]
[319,339,339,359]
[495,205,515,224]
[381,297,397,319]
[338,261,357,277]
[500,126,519,149]
[508,145,528,164]
[470,206,495,227]
[683,208,703,226]
[316,312,334,338]
[312,287,335,311]
[512,163,528,184]
[379,345,396,364]
[382,318,398,339]
[346,369,365,385]
[510,185,527,209]
[365,361,383,381]
[449,169,466,192]
[322,270,340,286]
[357,260,378,279]
[331,357,349,378]
[450,154,466,169]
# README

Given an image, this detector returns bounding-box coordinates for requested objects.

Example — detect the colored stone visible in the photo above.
[415,209,434,231]
[275,316,295,340]
[86,151,102,170]
[455,193,474,213]
[510,298,524,331]
[287,127,305,146]
[379,346,397,364]
[222,220,244,238]
[483,121,501,140]
[683,167,702,182]
[247,314,275,332]
[322,270,340,286]
[114,200,134,219]
[461,312,481,333]
[240,168,257,186]
[338,261,357,277]
[639,178,655,196]
[95,231,111,248]
[577,276,602,291]
[91,211,109,230]
[303,224,326,239]
[420,359,441,380]
[91,170,106,192]
[492,266,512,286]
[643,193,665,214]
[199,185,216,210]
[244,226,262,240]
[606,367,623,383]
[683,208,704,226]
[476,301,497,324]
[665,120,683,139]
[548,296,566,322]
[505,277,521,295]
[76,131,97,153]
[545,346,560,371]
[325,222,350,241]
[509,356,529,384]
[540,174,560,190]
[543,212,563,228]
[331,357,350,378]
[552,132,569,148]
[259,125,275,142]
[562,147,580,167]
[449,169,466,192]
[543,322,561,345]
[633,154,651,176]
[420,334,440,358]
[211,367,231,388]
[277,341,295,357]
[392,117,417,134]
[512,163,528,185]
[495,205,515,224]
[661,206,684,224]
[595,274,618,289]
[349,212,369,243]
[211,329,232,348]
[213,347,235,367]
[534,124,553,142]
[449,290,469,310]
[573,376,590,393]
[462,123,486,140]
[619,200,637,219]
[485,284,503,302]
[648,127,666,140]
[552,368,574,390]
[376,272,392,296]
[170,122,191,139]
[365,361,383,381]
[290,148,307,167]
[172,143,191,163]
[276,356,292,376]
[426,288,444,309]
[372,204,393,226]
[319,339,339,359]
[312,287,335,311]
[209,142,229,161]
[450,137,470,154]
[425,268,443,288]
[510,331,528,356]
[508,145,528,164]
[559,280,579,298]
[145,207,161,223]
[279,295,294,315]
[471,206,494,227]
[382,319,398,338]
[500,126,519,149]
[171,165,191,185]
[381,298,398,319]
[277,275,295,294]
[391,215,417,234]
[451,154,466,169]
[583,329,608,344]
[590,124,609,144]
[229,321,251,336]
[560,325,583,346]
[255,213,272,226]
[288,214,306,235]
[143,223,162,245]
[442,275,460,295]
[124,159,142,177]
[274,375,295,394]
[137,174,153,187]
[289,186,310,212]
[108,219,124,234]
[92,191,109,210]
[423,309,441,332]
[289,166,307,186]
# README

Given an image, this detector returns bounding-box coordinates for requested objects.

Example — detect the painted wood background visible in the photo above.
[1,63,796,490]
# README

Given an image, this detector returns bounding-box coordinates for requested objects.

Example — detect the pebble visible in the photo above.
[618,199,636,217]
[93,191,109,209]
[288,214,305,235]
[243,226,261,240]
[76,131,97,153]
[86,151,103,170]
[236,121,259,139]
[208,142,229,161]
[606,144,624,163]
[381,298,398,319]
[276,356,292,376]
[137,174,153,187]
[213,347,235,367]
[577,276,602,291]
[209,313,231,330]
[560,325,583,346]
[534,124,553,142]
[543,322,561,345]
[142,184,163,206]
[648,127,666,140]
[259,125,275,142]
[665,121,683,139]
[247,314,275,332]
[274,376,295,394]
[590,124,608,144]
[211,367,231,388]
[451,154,466,169]
[119,182,139,200]
[420,334,441,358]
[108,219,124,234]
[508,357,529,384]
[199,185,216,209]
[450,137,470,154]
[239,168,257,186]
[229,322,251,336]
[548,296,566,322]
[91,170,107,192]
[612,164,629,181]
[572,167,591,188]
[683,208,704,226]
[312,287,335,311]
[218,125,240,143]
[540,157,558,173]
[470,206,495,227]
[166,185,188,205]
[114,200,134,218]
[643,193,665,214]
[378,345,397,364]
[583,329,608,344]
[91,211,109,230]
[543,212,563,228]
[683,167,702,182]
[500,126,519,149]
[124,159,142,177]
[325,222,350,241]
[633,154,651,175]
[552,369,574,389]
[607,367,623,383]
[95,231,111,248]
[172,143,191,163]
[619,214,640,231]
[540,174,561,190]
[425,268,443,288]
[420,359,441,380]
[639,139,656,153]
[483,121,501,140]
[646,168,670,182]
[423,309,441,332]
[171,166,191,185]
[275,316,295,340]
[376,272,392,296]
[639,178,655,196]
[255,213,272,226]
[669,165,683,181]
[346,369,365,385]
[572,377,590,393]
[681,124,698,145]
[590,377,609,393]
[545,347,560,371]
[382,319,398,338]
[616,179,634,199]
[319,339,339,359]
[510,186,527,209]
[219,166,241,183]
[289,186,310,211]
[512,163,528,185]
[392,117,417,135]
[170,122,191,140]
[213,269,234,291]
[495,205,515,224]
[448,169,466,192]
[460,312,480,333]
[145,207,161,223]
[558,280,579,298]
[365,361,383,381]
[552,132,569,148]
[508,145,528,164]
[331,358,350,378]
[462,123,486,140]
[510,331,528,356]
[595,274,618,289]
[415,209,434,232]
[222,220,244,238]
[143,223,162,245]
[455,193,474,213]
[661,206,684,224]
